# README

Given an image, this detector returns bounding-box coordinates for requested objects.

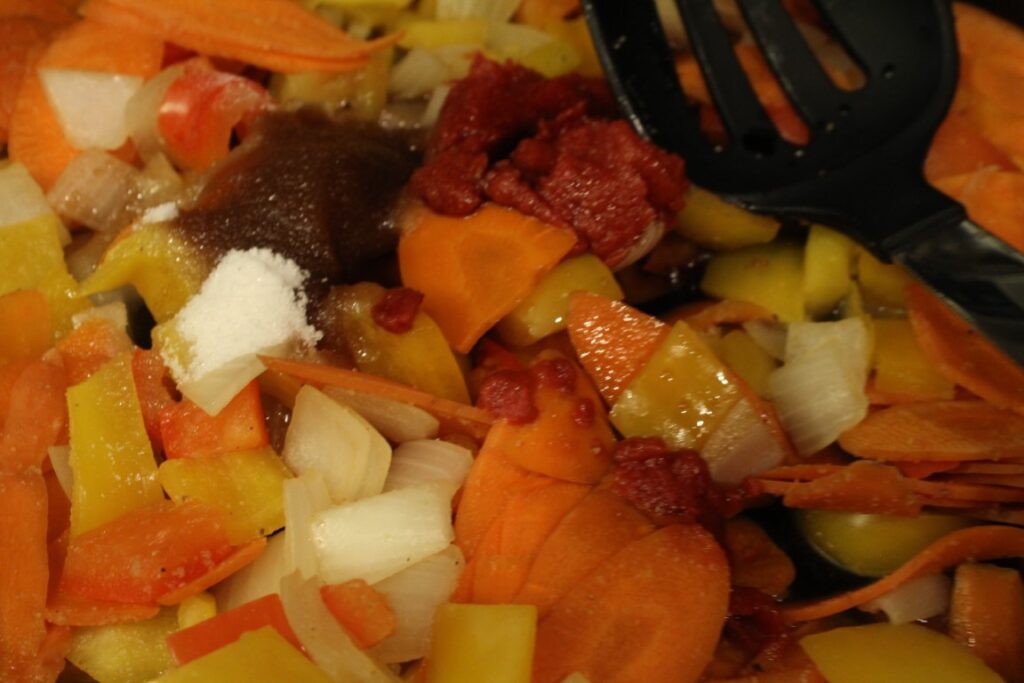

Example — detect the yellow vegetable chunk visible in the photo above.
[80,223,209,323]
[856,247,910,313]
[68,608,179,683]
[800,623,1003,683]
[611,321,742,450]
[701,242,805,322]
[496,254,623,347]
[675,186,780,250]
[270,48,392,121]
[68,352,163,536]
[156,626,333,683]
[427,604,537,683]
[158,449,292,545]
[398,19,489,49]
[0,213,66,296]
[38,268,91,338]
[712,329,776,398]
[320,282,470,403]
[803,224,855,318]
[872,318,955,400]
[177,592,217,630]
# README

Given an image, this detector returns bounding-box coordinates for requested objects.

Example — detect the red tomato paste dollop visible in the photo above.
[411,58,689,266]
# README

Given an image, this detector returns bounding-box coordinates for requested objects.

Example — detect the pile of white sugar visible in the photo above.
[166,247,322,382]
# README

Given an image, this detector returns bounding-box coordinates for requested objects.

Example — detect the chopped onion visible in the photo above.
[282,471,333,580]
[860,574,951,624]
[39,69,143,150]
[71,301,128,333]
[283,385,392,503]
[770,318,870,455]
[742,320,787,360]
[389,49,449,100]
[312,483,454,585]
[614,220,665,270]
[370,545,464,664]
[0,162,56,228]
[383,439,473,494]
[435,0,519,22]
[701,398,786,485]
[323,386,439,443]
[486,22,552,58]
[279,572,401,683]
[47,446,73,497]
[176,352,272,418]
[46,150,141,232]
[215,532,289,612]
[422,84,451,128]
[136,154,184,211]
[124,65,186,162]
[65,230,116,281]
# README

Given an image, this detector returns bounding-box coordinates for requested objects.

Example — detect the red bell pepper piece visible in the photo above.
[160,380,269,459]
[320,579,396,649]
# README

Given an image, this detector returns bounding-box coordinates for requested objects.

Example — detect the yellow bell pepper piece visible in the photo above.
[496,254,623,347]
[713,329,776,398]
[871,318,955,400]
[156,626,333,683]
[68,352,162,536]
[855,247,910,313]
[803,224,855,318]
[80,223,208,323]
[323,282,470,403]
[158,449,292,545]
[675,186,780,251]
[37,268,91,338]
[68,608,179,683]
[177,592,218,629]
[801,623,1002,683]
[398,19,488,49]
[0,213,66,295]
[701,242,805,322]
[611,321,742,450]
[270,48,392,121]
[427,604,537,683]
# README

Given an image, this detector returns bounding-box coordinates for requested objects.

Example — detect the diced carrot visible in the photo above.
[470,480,590,605]
[156,537,265,606]
[949,562,1024,683]
[947,473,1024,488]
[0,360,67,473]
[908,477,1024,504]
[320,579,396,650]
[783,525,1024,622]
[0,289,52,364]
[0,18,56,143]
[80,0,396,73]
[774,461,922,516]
[566,292,669,405]
[45,592,160,627]
[0,0,76,22]
[8,18,165,188]
[924,109,1015,181]
[160,380,269,459]
[837,400,1024,461]
[893,461,960,479]
[131,348,177,452]
[906,282,1024,412]
[261,356,494,441]
[59,499,236,605]
[724,517,795,598]
[533,524,730,683]
[55,317,134,386]
[933,167,1024,252]
[514,488,655,617]
[167,593,303,665]
[399,204,578,354]
[667,299,775,333]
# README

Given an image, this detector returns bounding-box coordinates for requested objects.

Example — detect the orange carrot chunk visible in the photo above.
[320,579,396,649]
[55,317,134,386]
[155,538,266,607]
[949,562,1024,683]
[0,18,56,144]
[0,290,52,365]
[0,360,66,473]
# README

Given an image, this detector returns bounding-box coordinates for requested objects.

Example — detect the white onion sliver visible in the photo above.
[47,150,140,233]
[435,0,519,22]
[214,532,288,612]
[323,386,439,443]
[125,65,186,162]
[283,471,333,580]
[279,572,400,683]
[370,545,464,664]
[383,439,473,494]
[614,220,665,271]
[860,574,951,624]
[389,49,448,100]
[785,317,870,376]
[47,446,73,497]
[39,69,142,150]
[312,483,454,585]
[701,398,786,485]
[422,84,452,128]
[0,162,54,228]
[742,320,787,361]
[71,302,129,333]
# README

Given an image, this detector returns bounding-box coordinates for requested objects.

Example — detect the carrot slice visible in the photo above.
[8,18,165,188]
[906,282,1024,414]
[724,517,795,598]
[0,0,75,22]
[470,480,590,605]
[320,579,396,649]
[0,18,55,143]
[399,204,577,354]
[773,461,922,516]
[515,488,655,617]
[783,525,1024,622]
[668,299,775,333]
[838,400,1024,462]
[81,0,395,74]
[35,624,73,683]
[566,291,669,405]
[948,562,1024,682]
[924,109,1015,181]
[0,360,67,473]
[45,592,160,627]
[156,537,266,606]
[533,524,730,683]
[0,289,52,364]
[261,356,493,440]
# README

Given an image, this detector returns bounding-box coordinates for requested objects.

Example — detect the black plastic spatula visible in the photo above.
[582,0,1024,363]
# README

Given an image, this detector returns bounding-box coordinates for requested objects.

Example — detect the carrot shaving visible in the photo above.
[956,462,1024,475]
[893,461,959,479]
[772,461,922,516]
[949,562,1024,682]
[783,525,1024,622]
[667,299,775,333]
[0,18,55,144]
[156,537,266,606]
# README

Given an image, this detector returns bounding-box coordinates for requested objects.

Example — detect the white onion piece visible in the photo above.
[215,532,288,612]
[389,49,449,100]
[283,471,333,580]
[383,439,472,494]
[323,386,439,443]
[284,386,392,504]
[72,302,128,333]
[0,162,56,229]
[860,574,951,624]
[370,545,464,664]
[47,446,73,497]
[39,69,143,150]
[136,154,184,211]
[785,317,871,375]
[47,150,140,232]
[742,320,787,360]
[176,352,272,418]
[701,398,786,485]
[279,572,401,683]
[486,22,552,57]
[125,65,185,162]
[422,84,451,128]
[614,220,665,271]
[312,483,454,585]
[436,0,519,22]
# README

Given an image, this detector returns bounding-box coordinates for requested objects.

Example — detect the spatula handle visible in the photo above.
[889,216,1024,364]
